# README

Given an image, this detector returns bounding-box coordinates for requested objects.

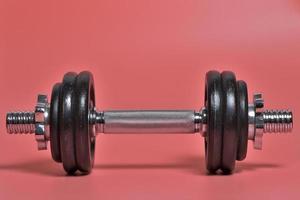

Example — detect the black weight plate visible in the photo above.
[50,83,62,162]
[221,71,238,174]
[74,71,96,173]
[236,81,248,161]
[205,71,223,173]
[59,72,78,174]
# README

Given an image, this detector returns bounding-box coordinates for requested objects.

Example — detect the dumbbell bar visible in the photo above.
[6,71,293,175]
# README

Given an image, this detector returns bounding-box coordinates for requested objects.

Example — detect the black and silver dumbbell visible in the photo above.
[6,71,293,175]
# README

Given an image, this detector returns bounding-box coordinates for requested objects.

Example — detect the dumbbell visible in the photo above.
[6,71,293,175]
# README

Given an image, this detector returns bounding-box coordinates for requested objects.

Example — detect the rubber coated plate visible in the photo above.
[205,71,223,173]
[74,71,96,173]
[236,81,248,161]
[59,72,78,174]
[221,71,238,174]
[50,83,62,162]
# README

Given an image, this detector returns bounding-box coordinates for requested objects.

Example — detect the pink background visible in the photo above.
[0,0,300,199]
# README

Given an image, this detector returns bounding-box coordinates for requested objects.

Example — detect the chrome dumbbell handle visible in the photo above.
[89,109,207,134]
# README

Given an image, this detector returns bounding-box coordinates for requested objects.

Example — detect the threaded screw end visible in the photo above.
[6,111,35,134]
[262,110,293,133]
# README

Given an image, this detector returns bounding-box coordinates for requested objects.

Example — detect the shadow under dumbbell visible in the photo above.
[234,162,282,174]
[0,159,66,177]
[95,155,206,175]
[0,157,282,177]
